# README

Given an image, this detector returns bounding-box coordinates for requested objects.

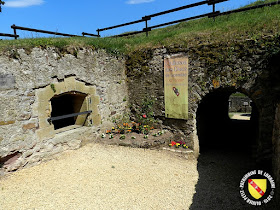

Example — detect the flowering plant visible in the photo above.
[168,140,188,149]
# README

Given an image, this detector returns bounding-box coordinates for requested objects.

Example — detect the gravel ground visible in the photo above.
[0,143,198,210]
[190,147,279,210]
[230,113,251,120]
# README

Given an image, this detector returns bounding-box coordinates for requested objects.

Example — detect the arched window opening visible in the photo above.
[50,91,89,130]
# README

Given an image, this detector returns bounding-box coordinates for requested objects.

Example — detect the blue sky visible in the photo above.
[1,0,258,38]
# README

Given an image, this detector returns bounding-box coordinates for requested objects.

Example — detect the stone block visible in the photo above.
[31,102,39,117]
[41,143,54,153]
[36,125,55,140]
[54,82,67,95]
[35,88,48,103]
[0,121,15,126]
[92,95,100,105]
[22,123,37,131]
[83,86,91,94]
[88,86,96,96]
[75,81,85,93]
[92,114,101,126]
[38,117,50,129]
[19,113,31,121]
[91,106,99,115]
[37,101,50,118]
[27,92,35,97]
[64,76,76,92]
[42,85,55,101]
[0,74,16,90]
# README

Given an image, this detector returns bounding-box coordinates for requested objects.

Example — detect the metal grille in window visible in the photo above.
[48,92,91,130]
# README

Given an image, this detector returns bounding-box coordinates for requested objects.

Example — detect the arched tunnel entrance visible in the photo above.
[190,88,277,209]
[196,89,259,153]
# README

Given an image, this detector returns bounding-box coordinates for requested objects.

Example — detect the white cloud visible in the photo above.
[126,0,155,5]
[5,0,45,8]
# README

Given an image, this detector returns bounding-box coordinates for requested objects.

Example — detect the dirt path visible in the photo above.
[230,113,251,120]
[0,143,198,210]
[1,143,278,209]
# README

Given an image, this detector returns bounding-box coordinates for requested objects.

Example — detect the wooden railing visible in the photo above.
[0,0,279,39]
[91,0,280,38]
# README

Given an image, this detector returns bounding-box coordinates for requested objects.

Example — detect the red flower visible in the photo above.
[171,141,176,146]
[142,114,147,118]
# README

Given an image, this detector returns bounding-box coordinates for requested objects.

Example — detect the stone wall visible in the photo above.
[125,35,280,202]
[228,95,252,113]
[0,35,279,194]
[0,47,128,173]
[126,36,280,162]
[273,104,280,202]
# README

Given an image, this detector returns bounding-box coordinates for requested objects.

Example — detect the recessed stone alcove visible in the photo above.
[35,76,101,140]
[51,91,88,130]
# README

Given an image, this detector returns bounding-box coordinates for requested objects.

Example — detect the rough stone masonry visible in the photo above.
[0,36,280,203]
[125,36,280,202]
[0,47,128,172]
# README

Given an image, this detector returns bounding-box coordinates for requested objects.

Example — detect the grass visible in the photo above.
[228,113,234,119]
[231,92,248,97]
[0,0,279,55]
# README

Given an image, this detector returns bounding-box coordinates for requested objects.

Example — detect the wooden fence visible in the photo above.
[93,0,280,38]
[0,0,279,39]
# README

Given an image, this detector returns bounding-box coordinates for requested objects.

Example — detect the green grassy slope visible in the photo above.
[0,0,279,55]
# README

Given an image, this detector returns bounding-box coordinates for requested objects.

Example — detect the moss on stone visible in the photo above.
[125,49,153,78]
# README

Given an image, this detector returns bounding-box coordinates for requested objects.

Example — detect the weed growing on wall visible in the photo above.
[50,84,56,93]
[135,95,158,127]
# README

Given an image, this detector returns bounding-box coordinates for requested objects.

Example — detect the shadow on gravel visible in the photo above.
[190,89,279,209]
[189,147,278,210]
[190,119,278,210]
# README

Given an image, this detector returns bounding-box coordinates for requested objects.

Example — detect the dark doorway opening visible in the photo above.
[228,92,252,120]
[196,89,259,152]
[189,89,275,209]
[50,92,87,130]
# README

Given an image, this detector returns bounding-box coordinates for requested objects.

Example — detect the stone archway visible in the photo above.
[34,76,101,140]
[50,91,88,130]
[190,85,280,208]
[192,81,275,172]
[196,88,259,153]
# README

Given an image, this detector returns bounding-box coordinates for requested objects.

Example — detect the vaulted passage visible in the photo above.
[196,89,259,152]
[191,89,265,209]
[50,92,88,130]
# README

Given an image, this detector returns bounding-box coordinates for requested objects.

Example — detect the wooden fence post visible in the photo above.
[11,24,18,40]
[213,3,216,21]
